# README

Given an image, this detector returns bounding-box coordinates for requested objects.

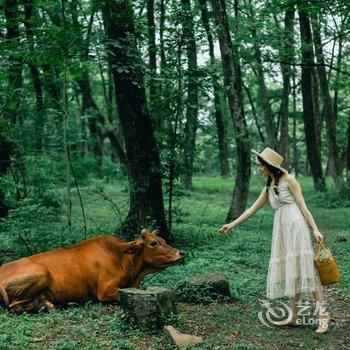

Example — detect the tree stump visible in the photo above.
[119,286,177,331]
[175,273,231,303]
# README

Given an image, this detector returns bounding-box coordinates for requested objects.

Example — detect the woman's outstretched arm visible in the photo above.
[287,175,324,242]
[219,187,268,234]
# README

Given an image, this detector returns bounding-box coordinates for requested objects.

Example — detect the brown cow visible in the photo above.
[0,229,184,313]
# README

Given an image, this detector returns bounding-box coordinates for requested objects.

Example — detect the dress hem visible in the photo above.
[266,285,324,300]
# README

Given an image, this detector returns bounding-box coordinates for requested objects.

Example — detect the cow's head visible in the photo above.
[124,229,184,269]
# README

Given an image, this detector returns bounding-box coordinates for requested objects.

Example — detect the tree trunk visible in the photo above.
[292,71,299,177]
[42,64,61,109]
[243,84,265,144]
[312,14,344,188]
[99,66,125,162]
[297,3,326,191]
[23,0,45,152]
[0,140,12,217]
[159,0,166,72]
[210,0,251,221]
[70,3,127,170]
[181,0,199,190]
[70,3,102,175]
[76,74,104,177]
[248,0,276,148]
[333,31,343,123]
[278,8,295,161]
[101,0,169,238]
[199,0,229,177]
[0,0,23,218]
[147,0,159,130]
[76,74,127,167]
[345,116,350,188]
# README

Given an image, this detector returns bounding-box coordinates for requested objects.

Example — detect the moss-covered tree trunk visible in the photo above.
[101,0,169,238]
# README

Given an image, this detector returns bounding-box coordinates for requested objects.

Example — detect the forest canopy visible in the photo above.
[0,0,349,237]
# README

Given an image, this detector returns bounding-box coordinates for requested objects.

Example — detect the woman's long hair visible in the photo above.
[257,155,285,195]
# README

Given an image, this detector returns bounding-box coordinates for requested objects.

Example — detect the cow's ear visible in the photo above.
[152,229,159,236]
[141,228,149,239]
[124,241,144,254]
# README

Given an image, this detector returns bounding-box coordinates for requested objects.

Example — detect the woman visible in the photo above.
[219,147,330,333]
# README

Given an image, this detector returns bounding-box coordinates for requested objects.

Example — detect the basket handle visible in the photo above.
[316,240,327,254]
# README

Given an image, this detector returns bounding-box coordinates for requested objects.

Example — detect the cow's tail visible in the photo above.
[0,264,9,308]
[0,284,9,309]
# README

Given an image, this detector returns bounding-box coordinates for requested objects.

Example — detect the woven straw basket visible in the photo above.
[314,241,340,286]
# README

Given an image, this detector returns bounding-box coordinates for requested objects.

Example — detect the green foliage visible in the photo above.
[175,282,231,304]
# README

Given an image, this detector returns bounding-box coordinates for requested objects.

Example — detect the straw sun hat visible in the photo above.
[252,147,288,174]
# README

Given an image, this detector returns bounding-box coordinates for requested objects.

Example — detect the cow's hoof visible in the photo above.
[42,300,56,312]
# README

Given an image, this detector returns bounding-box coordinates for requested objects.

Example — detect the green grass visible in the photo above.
[0,175,349,349]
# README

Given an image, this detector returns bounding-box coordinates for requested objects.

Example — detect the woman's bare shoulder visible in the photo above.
[284,174,299,187]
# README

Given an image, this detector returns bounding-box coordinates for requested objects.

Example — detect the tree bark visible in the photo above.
[297,2,326,191]
[199,0,229,177]
[181,0,199,190]
[101,0,169,238]
[277,8,295,161]
[312,14,344,188]
[210,0,251,221]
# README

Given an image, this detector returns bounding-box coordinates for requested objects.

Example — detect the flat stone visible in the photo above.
[119,286,177,331]
[164,325,203,349]
[175,273,231,303]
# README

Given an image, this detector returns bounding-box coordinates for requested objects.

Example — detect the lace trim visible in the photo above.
[269,250,315,264]
[266,276,323,299]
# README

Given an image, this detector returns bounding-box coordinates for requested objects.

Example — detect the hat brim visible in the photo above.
[252,149,288,174]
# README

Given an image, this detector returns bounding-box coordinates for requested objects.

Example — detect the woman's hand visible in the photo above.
[219,223,234,235]
[314,230,324,243]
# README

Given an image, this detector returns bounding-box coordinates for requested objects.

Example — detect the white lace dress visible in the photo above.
[266,177,323,299]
